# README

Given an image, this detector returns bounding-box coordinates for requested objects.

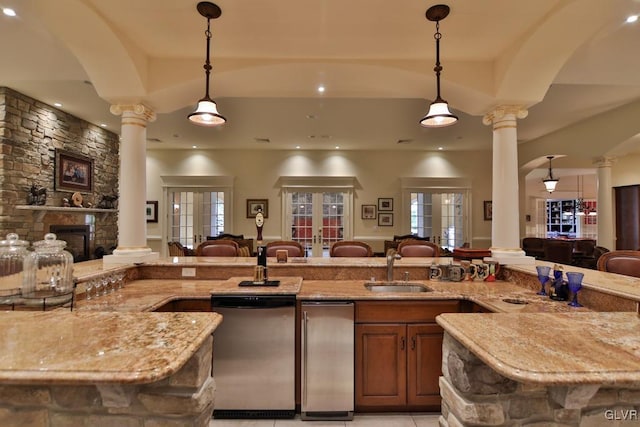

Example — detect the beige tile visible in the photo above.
[276,417,345,427]
[345,414,417,427]
[210,418,275,427]
[412,413,441,427]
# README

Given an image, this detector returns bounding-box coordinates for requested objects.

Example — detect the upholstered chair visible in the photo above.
[196,239,239,257]
[397,239,440,257]
[330,241,373,257]
[265,240,304,257]
[597,250,640,278]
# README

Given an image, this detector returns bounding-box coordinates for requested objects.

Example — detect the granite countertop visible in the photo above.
[298,279,587,313]
[0,311,222,385]
[437,311,640,386]
[74,276,303,312]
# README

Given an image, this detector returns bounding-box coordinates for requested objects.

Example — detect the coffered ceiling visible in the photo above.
[1,0,640,157]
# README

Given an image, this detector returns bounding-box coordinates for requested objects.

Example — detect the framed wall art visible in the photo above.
[55,149,93,192]
[378,197,393,211]
[247,199,269,218]
[146,201,158,223]
[361,204,376,219]
[483,200,493,221]
[378,212,393,226]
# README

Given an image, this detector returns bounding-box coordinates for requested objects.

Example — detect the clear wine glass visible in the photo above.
[101,275,110,295]
[85,279,94,301]
[566,272,584,307]
[535,265,551,296]
[94,278,103,298]
[109,273,118,292]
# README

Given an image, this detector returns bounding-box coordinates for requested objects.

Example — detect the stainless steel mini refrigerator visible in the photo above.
[301,301,354,420]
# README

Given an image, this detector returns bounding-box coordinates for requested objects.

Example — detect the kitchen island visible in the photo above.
[0,310,222,427]
[2,256,640,425]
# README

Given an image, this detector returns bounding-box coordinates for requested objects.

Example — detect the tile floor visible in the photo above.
[210,413,441,427]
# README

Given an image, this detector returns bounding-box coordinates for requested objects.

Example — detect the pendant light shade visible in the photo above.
[543,156,559,193]
[188,2,226,127]
[420,4,458,128]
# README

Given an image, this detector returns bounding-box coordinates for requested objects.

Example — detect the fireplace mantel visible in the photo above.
[16,205,117,221]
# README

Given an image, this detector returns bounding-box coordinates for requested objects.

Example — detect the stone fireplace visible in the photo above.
[49,224,91,262]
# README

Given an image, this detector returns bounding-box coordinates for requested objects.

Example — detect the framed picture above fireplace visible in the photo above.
[55,149,93,192]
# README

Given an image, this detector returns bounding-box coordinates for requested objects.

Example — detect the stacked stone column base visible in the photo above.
[440,333,640,426]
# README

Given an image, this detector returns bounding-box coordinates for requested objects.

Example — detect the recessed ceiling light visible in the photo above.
[192,145,197,148]
[438,147,444,150]
[295,145,301,149]
[335,146,340,149]
[100,123,107,128]
[3,8,16,17]
[317,85,325,93]
[627,15,638,23]
[53,102,62,107]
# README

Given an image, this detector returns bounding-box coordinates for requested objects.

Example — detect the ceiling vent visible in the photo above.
[254,137,271,143]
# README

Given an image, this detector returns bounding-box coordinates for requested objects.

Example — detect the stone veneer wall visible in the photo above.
[0,87,118,255]
[440,332,640,427]
[0,335,215,427]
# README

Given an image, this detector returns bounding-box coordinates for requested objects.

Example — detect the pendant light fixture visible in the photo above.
[420,4,458,128]
[188,2,226,127]
[543,156,559,193]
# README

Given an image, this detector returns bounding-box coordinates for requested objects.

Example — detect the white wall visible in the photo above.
[146,149,493,254]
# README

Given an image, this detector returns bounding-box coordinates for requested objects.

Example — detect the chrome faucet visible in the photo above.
[386,250,401,282]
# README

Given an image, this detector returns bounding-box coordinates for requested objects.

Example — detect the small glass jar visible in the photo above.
[0,233,34,300]
[29,233,74,295]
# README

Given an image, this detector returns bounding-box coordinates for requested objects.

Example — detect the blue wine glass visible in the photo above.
[566,272,584,307]
[535,265,551,296]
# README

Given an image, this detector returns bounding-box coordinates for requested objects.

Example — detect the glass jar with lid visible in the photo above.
[0,233,34,303]
[29,233,74,296]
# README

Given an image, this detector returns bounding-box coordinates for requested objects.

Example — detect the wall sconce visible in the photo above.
[543,156,559,193]
[419,4,458,128]
[188,2,226,127]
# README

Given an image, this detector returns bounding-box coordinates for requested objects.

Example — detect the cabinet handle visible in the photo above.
[411,336,416,350]
[400,336,405,350]
[302,311,309,407]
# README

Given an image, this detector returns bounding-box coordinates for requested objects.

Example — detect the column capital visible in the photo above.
[110,104,156,122]
[593,156,617,168]
[482,105,528,126]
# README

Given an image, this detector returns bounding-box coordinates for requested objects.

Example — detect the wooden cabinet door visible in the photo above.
[355,323,406,408]
[407,323,444,407]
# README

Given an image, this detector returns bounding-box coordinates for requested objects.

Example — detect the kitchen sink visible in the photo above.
[502,298,529,305]
[364,282,433,293]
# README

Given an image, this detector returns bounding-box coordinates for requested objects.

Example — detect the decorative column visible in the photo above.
[482,105,534,265]
[594,156,615,251]
[104,104,159,265]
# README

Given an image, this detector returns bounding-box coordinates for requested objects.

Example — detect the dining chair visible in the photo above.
[597,250,640,278]
[196,240,239,257]
[167,241,195,256]
[265,240,304,257]
[329,241,373,257]
[397,239,440,257]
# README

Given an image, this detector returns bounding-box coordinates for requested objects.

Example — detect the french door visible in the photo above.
[167,189,226,250]
[409,191,467,250]
[284,191,351,257]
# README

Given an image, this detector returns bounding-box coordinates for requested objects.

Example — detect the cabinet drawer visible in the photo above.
[355,300,459,323]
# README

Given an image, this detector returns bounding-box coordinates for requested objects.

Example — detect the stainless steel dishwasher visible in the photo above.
[211,295,296,419]
[301,301,354,420]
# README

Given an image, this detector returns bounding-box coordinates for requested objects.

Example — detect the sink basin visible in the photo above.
[502,298,529,305]
[364,282,433,293]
